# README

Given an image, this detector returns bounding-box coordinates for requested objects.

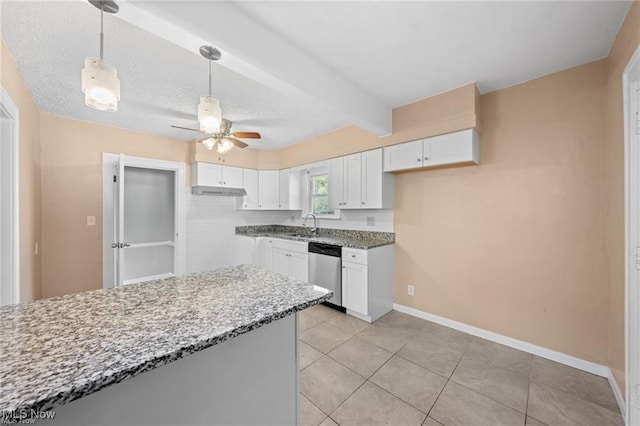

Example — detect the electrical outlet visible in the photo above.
[366,216,375,226]
[408,285,415,296]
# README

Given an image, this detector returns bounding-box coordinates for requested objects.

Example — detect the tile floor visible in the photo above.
[297,305,623,426]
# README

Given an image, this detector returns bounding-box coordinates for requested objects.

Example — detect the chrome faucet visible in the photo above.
[302,213,318,235]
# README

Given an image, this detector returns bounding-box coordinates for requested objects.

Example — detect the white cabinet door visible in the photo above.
[343,153,362,209]
[383,140,423,172]
[241,169,259,210]
[328,157,344,209]
[361,149,383,209]
[193,162,223,186]
[423,129,479,167]
[279,169,290,210]
[222,165,243,188]
[289,252,309,282]
[258,170,280,210]
[342,261,368,316]
[288,169,302,210]
[272,248,290,276]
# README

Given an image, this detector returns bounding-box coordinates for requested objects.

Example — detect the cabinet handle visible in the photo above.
[424,157,429,161]
[417,158,421,162]
[259,205,262,208]
[362,202,365,205]
[342,266,345,269]
[219,181,222,184]
[224,182,226,185]
[351,255,356,258]
[244,204,247,207]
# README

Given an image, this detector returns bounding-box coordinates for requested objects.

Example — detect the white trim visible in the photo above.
[606,368,627,419]
[0,86,20,305]
[393,303,612,377]
[623,42,640,426]
[102,153,186,289]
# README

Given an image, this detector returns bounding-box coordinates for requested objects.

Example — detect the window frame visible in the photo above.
[303,169,341,220]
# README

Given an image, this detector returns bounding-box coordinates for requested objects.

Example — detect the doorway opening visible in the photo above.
[624,43,640,426]
[102,154,185,287]
[0,86,19,306]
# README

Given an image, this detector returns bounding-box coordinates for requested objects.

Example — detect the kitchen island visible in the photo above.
[0,265,331,425]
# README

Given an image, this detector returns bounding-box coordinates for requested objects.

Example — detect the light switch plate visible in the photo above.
[87,215,96,226]
[408,285,415,296]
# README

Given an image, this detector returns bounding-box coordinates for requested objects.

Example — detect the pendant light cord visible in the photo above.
[99,3,104,60]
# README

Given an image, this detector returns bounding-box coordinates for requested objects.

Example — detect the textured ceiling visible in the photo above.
[0,1,632,149]
[0,1,347,149]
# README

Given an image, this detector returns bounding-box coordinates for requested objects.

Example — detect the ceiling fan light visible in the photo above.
[202,137,216,150]
[82,58,120,111]
[216,139,234,154]
[198,96,222,134]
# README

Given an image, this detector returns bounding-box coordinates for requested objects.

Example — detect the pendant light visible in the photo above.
[216,138,234,154]
[198,46,222,134]
[202,137,216,151]
[82,1,121,112]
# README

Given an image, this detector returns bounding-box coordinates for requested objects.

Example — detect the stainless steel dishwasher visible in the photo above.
[308,242,344,310]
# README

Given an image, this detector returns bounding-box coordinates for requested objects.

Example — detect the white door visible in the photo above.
[222,165,243,188]
[258,170,279,210]
[328,157,344,209]
[279,169,290,210]
[289,252,309,282]
[241,169,259,210]
[342,261,368,316]
[272,248,290,277]
[424,129,476,167]
[104,154,186,288]
[343,153,362,209]
[383,140,423,172]
[361,149,383,209]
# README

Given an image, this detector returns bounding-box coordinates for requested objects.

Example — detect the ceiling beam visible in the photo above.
[114,1,391,136]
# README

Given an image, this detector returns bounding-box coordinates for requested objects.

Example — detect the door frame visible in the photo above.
[0,86,20,305]
[102,153,186,288]
[623,43,640,426]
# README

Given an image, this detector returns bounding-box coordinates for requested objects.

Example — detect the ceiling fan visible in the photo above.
[171,44,262,154]
[171,119,261,153]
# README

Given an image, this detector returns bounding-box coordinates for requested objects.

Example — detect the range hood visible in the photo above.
[191,185,247,197]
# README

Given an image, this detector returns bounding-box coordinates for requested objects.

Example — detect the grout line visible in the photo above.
[525,354,533,419]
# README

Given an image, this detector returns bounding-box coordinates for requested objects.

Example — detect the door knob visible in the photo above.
[123,243,131,248]
[111,243,119,249]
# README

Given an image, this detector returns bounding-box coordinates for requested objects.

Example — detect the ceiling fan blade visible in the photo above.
[171,125,202,133]
[228,138,249,148]
[231,132,261,139]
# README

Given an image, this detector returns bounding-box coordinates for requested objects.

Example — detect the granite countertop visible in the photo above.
[236,225,394,249]
[0,265,331,413]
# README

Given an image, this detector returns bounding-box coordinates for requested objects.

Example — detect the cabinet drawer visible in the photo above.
[342,248,367,265]
[271,238,308,254]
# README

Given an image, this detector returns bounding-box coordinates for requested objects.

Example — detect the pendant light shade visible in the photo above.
[216,139,234,154]
[198,96,222,134]
[82,57,120,111]
[202,137,216,151]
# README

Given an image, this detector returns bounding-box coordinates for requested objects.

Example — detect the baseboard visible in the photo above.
[393,303,625,414]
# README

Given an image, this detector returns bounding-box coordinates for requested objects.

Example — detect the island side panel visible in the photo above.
[47,315,297,426]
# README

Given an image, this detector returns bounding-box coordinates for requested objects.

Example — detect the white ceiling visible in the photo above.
[0,1,632,149]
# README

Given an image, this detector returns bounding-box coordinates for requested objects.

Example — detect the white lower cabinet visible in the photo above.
[270,239,309,282]
[341,245,394,323]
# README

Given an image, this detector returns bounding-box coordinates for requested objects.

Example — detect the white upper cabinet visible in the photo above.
[423,128,479,167]
[240,169,259,210]
[383,129,480,172]
[287,169,302,211]
[192,163,243,188]
[258,170,280,210]
[383,140,423,172]
[279,169,290,210]
[223,166,244,188]
[361,149,394,209]
[328,157,345,209]
[343,153,362,209]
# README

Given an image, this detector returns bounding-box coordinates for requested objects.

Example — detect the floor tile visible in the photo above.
[527,382,623,426]
[299,341,324,370]
[430,381,525,426]
[423,417,444,426]
[374,310,430,331]
[326,312,369,335]
[525,416,548,426]
[357,324,415,352]
[465,338,532,376]
[319,417,338,426]
[299,304,340,332]
[300,394,327,426]
[300,356,365,414]
[450,355,529,413]
[300,322,352,354]
[328,336,393,378]
[331,382,426,426]
[370,355,447,414]
[530,357,619,412]
[419,322,473,353]
[396,332,466,377]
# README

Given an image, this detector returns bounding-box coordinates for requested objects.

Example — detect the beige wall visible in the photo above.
[605,0,640,395]
[39,114,190,298]
[394,60,611,364]
[1,38,41,302]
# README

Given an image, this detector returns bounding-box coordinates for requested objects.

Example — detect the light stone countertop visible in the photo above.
[0,265,331,413]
